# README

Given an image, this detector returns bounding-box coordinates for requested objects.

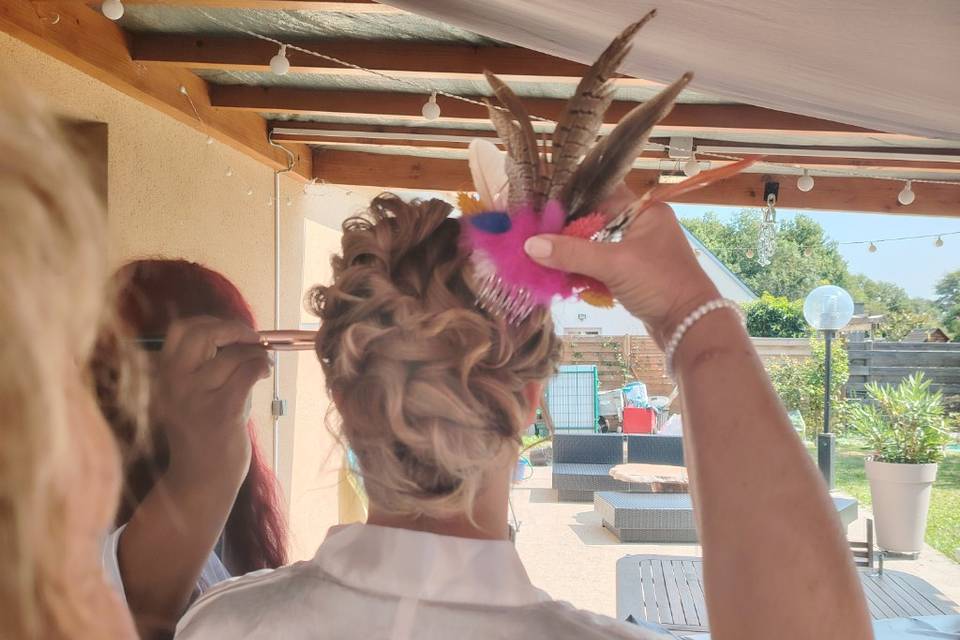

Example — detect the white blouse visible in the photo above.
[174,523,669,640]
[102,524,233,603]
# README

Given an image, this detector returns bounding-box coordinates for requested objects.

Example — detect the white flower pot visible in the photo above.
[865,459,938,554]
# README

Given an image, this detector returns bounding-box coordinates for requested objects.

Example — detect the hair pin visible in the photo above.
[135,329,318,352]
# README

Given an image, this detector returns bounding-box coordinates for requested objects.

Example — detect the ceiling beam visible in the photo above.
[272,124,960,171]
[214,86,917,141]
[1,1,312,179]
[97,1,400,12]
[131,34,590,78]
[312,149,960,217]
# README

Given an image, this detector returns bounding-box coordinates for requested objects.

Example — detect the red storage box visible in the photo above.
[622,407,656,434]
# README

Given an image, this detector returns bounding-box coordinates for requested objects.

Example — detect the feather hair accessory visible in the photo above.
[459,11,759,323]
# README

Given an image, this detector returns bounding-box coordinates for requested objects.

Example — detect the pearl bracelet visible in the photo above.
[664,298,746,379]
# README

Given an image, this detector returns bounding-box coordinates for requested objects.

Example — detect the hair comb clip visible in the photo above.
[459,11,760,324]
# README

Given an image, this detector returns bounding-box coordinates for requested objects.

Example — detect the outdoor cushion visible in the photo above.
[553,433,624,464]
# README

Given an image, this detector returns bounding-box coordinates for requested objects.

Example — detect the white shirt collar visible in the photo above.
[313,523,550,607]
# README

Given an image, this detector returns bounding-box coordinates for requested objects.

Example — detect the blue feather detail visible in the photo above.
[468,211,511,234]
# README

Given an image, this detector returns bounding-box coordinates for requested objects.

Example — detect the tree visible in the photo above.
[682,210,849,300]
[683,210,940,340]
[935,270,960,340]
[743,293,808,337]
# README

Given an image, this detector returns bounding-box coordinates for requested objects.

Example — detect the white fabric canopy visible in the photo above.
[381,0,960,142]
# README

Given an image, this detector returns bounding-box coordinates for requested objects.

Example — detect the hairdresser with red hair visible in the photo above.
[94,259,287,640]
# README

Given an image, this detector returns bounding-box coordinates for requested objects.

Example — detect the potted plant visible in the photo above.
[849,373,951,554]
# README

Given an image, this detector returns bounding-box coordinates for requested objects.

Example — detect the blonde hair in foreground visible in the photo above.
[309,194,560,519]
[0,81,121,639]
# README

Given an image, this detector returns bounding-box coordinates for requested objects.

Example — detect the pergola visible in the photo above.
[3,0,959,216]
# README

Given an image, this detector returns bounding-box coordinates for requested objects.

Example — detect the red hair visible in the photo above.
[111,258,287,573]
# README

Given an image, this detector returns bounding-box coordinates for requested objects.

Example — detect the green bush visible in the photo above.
[743,293,808,338]
[768,334,849,439]
[848,373,952,464]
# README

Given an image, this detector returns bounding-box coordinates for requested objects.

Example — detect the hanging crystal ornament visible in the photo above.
[757,192,777,267]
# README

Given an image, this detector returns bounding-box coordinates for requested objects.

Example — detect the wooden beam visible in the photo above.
[132,34,589,77]
[312,149,960,217]
[272,124,960,172]
[214,86,915,141]
[1,1,311,179]
[96,1,399,11]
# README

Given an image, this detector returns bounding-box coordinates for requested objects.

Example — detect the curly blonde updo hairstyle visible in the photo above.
[309,194,560,518]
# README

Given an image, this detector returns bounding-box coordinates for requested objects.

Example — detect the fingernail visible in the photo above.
[524,236,553,259]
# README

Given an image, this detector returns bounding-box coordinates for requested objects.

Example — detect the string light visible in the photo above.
[286,196,293,207]
[935,236,944,248]
[803,246,813,257]
[898,180,916,205]
[797,169,815,192]
[189,7,960,197]
[246,187,254,196]
[206,136,214,145]
[868,242,878,253]
[269,44,290,76]
[683,154,701,177]
[421,92,441,120]
[101,0,124,20]
[745,248,755,259]
[225,167,234,177]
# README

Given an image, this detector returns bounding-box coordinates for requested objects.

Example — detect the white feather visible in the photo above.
[468,138,509,210]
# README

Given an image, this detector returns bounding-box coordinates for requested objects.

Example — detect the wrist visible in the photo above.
[166,437,249,491]
[650,283,721,349]
[671,308,751,376]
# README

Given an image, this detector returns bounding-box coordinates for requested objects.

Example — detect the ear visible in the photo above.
[521,381,544,426]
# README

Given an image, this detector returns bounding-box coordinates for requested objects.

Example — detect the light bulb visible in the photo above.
[269,45,290,76]
[745,248,755,259]
[286,196,293,207]
[803,246,813,257]
[225,167,234,177]
[246,187,254,196]
[421,92,441,120]
[101,0,124,20]
[797,169,814,192]
[683,155,701,177]
[868,242,877,253]
[205,136,214,145]
[935,236,944,248]
[897,180,915,205]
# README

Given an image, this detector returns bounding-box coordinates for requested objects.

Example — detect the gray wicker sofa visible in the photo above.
[552,433,685,502]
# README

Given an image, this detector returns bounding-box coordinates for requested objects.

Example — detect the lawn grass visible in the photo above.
[818,438,960,561]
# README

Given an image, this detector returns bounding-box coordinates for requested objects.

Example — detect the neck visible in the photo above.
[366,458,514,541]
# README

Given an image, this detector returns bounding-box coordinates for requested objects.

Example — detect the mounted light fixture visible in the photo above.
[101,0,124,20]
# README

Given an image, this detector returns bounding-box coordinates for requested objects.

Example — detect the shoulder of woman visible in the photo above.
[174,563,309,638]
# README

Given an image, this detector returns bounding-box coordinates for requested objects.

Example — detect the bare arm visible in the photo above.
[118,318,271,640]
[524,202,872,640]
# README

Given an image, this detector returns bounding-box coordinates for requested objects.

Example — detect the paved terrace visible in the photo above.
[513,466,960,619]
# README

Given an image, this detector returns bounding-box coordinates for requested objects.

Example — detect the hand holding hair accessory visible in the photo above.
[459,11,760,323]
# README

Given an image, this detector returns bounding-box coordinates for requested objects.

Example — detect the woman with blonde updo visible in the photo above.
[177,194,870,640]
[0,81,138,639]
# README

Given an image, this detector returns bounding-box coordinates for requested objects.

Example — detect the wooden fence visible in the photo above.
[560,335,811,395]
[847,340,960,402]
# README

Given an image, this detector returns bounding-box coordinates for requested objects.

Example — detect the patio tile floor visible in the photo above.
[512,466,960,619]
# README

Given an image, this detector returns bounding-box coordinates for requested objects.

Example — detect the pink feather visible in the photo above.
[462,200,571,305]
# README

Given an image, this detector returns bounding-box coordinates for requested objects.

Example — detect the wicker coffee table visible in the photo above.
[596,493,858,543]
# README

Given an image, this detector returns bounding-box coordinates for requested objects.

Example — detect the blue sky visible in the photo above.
[673,204,960,300]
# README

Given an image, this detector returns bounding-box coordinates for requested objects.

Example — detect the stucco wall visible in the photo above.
[0,32,343,559]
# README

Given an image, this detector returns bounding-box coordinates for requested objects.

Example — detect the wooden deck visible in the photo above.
[617,555,960,633]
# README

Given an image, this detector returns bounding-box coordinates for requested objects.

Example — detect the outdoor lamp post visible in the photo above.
[803,285,854,490]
